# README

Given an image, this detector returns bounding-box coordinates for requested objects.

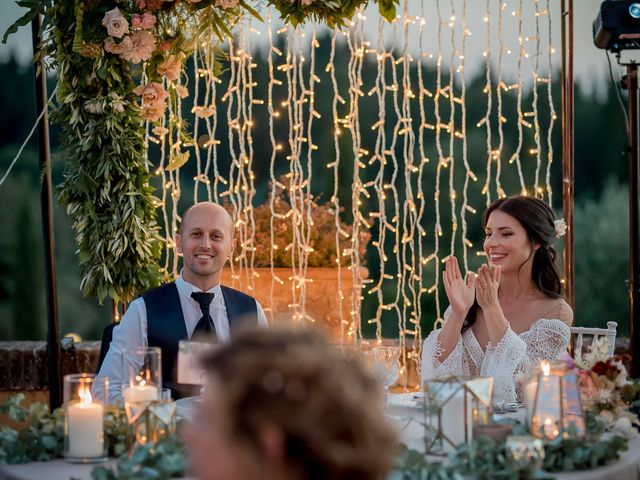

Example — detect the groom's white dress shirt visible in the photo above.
[96,273,267,401]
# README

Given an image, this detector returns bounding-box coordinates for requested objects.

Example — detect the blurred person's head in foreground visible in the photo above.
[183,327,397,480]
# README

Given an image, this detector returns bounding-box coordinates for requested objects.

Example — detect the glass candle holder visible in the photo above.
[422,376,494,455]
[64,374,108,463]
[122,347,162,449]
[529,360,585,439]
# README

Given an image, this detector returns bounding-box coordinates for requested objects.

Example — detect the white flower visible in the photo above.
[102,8,129,39]
[84,99,104,114]
[599,409,615,424]
[554,218,567,238]
[614,416,633,434]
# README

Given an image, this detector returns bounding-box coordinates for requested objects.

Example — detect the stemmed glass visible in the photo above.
[362,345,400,403]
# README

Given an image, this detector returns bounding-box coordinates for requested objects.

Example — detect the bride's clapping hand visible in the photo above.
[476,263,501,310]
[442,256,476,316]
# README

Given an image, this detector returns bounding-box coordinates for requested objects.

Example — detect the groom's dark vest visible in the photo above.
[142,282,258,398]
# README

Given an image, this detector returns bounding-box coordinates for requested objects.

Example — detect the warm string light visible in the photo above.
[495,1,506,199]
[510,0,527,192]
[369,16,388,341]
[481,0,493,205]
[432,0,445,328]
[385,12,405,341]
[545,0,556,204]
[148,0,560,355]
[459,0,472,274]
[346,9,367,340]
[446,0,458,258]
[532,0,543,198]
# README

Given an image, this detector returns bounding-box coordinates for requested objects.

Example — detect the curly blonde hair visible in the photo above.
[201,328,397,480]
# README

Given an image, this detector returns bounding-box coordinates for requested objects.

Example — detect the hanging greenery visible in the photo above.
[2,0,398,304]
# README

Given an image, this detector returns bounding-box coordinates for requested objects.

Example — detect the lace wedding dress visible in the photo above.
[421,307,571,404]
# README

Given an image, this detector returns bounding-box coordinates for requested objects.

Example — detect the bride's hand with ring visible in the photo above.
[476,263,501,310]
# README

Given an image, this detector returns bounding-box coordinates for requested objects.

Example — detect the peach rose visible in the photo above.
[120,30,156,64]
[104,35,133,55]
[134,82,168,105]
[134,82,168,122]
[131,12,156,30]
[140,101,166,121]
[102,8,129,39]
[157,54,183,81]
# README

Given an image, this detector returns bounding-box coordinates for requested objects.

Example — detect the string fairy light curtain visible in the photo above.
[150,0,559,382]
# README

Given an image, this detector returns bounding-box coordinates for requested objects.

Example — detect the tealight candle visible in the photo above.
[123,383,159,403]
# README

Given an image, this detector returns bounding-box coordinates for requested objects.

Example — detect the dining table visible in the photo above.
[2,393,639,480]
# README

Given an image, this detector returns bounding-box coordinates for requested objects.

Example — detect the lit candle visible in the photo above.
[67,387,104,458]
[530,360,561,439]
[123,382,159,403]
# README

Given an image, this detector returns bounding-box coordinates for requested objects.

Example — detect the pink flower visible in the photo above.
[134,82,168,122]
[131,12,156,30]
[300,0,315,4]
[120,30,156,64]
[104,36,133,55]
[158,40,173,51]
[102,8,129,39]
[134,82,168,105]
[557,351,576,370]
[214,0,239,8]
[140,102,166,121]
[157,54,183,81]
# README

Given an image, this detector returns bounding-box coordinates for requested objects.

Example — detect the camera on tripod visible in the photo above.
[594,0,640,52]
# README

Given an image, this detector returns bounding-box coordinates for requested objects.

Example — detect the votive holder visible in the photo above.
[64,374,108,463]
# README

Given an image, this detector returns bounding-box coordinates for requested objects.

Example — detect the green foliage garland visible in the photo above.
[0,393,128,464]
[52,0,164,304]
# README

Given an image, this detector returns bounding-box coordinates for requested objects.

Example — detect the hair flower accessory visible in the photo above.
[554,218,567,238]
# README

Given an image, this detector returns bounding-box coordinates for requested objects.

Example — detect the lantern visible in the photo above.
[422,376,494,454]
[528,360,585,439]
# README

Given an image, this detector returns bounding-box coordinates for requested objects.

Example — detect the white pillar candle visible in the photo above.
[438,384,471,452]
[123,384,159,404]
[67,391,104,458]
[525,380,538,414]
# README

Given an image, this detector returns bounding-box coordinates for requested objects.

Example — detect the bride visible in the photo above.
[421,196,573,403]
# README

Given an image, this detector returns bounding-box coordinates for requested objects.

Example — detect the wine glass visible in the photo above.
[363,345,400,402]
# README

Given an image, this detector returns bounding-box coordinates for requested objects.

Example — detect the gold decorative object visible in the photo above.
[505,435,545,468]
[422,376,494,454]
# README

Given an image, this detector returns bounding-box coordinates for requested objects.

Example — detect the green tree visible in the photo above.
[11,198,45,340]
[574,178,630,335]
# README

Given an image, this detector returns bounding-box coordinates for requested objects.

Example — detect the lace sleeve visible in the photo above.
[481,319,571,403]
[421,307,471,383]
[522,319,571,365]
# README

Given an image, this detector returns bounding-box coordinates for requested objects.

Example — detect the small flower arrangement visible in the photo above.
[248,178,370,268]
[560,337,640,437]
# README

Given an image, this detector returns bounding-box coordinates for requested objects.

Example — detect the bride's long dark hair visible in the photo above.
[461,196,564,333]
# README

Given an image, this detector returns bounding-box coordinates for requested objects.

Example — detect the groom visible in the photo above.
[97,202,268,400]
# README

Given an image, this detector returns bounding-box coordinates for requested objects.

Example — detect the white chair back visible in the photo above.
[570,322,618,358]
